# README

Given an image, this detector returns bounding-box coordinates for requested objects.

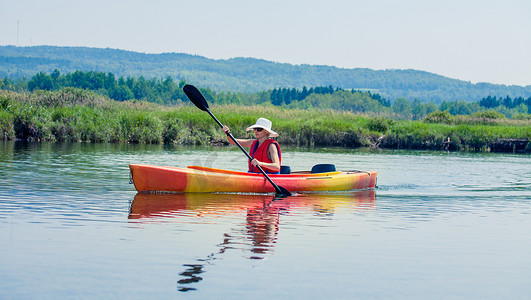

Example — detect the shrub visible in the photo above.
[0,93,10,111]
[365,117,395,133]
[424,110,455,124]
[470,110,506,120]
[512,113,531,121]
[13,108,53,141]
[29,87,111,108]
[119,112,163,143]
[0,110,15,140]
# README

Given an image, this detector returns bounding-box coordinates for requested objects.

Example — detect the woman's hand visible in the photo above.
[222,125,230,134]
[250,158,260,167]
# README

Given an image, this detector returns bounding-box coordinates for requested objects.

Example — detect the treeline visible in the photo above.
[479,95,530,110]
[271,86,336,105]
[1,70,530,120]
[271,86,391,107]
[26,70,188,105]
[1,69,390,108]
[389,97,531,120]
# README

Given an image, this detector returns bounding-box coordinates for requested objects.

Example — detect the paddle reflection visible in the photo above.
[128,191,375,292]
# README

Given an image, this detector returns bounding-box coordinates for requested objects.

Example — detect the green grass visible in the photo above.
[1,89,529,152]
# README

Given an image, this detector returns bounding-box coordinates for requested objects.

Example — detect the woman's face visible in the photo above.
[253,128,268,139]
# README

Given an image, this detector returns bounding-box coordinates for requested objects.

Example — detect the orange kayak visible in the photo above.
[129,164,377,193]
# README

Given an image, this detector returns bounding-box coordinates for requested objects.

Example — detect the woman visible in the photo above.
[223,118,281,174]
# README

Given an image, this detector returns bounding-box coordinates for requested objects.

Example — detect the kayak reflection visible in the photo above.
[128,191,376,292]
[129,191,376,220]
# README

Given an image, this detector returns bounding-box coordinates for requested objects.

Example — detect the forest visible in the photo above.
[1,70,530,121]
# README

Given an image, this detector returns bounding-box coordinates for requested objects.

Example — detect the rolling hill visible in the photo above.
[1,45,530,103]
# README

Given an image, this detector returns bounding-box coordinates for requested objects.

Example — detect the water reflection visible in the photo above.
[128,191,375,292]
[129,191,376,220]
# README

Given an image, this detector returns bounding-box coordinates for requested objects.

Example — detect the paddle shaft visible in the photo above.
[204,109,286,195]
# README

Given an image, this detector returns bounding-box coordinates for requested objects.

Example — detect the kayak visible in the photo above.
[129,164,377,193]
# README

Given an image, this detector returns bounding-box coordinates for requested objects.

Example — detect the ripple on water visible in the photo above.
[2,143,531,298]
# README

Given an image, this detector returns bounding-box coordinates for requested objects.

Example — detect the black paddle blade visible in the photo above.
[276,185,292,197]
[183,85,209,111]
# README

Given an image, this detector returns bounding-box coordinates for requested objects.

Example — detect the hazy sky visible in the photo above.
[1,0,530,86]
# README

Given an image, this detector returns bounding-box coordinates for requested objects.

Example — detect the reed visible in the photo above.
[0,89,529,152]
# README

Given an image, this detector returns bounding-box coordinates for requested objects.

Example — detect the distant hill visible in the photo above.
[1,45,530,103]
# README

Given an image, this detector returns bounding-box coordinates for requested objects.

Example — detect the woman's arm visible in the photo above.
[223,125,254,147]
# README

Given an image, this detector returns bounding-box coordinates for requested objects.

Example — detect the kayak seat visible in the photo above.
[311,164,336,173]
[280,165,291,174]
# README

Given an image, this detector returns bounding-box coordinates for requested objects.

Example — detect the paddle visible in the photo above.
[183,84,291,197]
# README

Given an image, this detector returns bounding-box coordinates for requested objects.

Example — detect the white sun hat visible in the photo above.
[246,118,279,137]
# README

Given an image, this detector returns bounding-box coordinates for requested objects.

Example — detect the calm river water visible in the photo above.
[1,141,530,299]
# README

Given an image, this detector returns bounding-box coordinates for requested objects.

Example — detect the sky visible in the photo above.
[1,0,530,86]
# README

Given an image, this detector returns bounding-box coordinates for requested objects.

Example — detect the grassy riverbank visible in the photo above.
[1,89,530,152]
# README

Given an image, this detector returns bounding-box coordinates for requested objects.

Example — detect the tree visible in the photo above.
[440,100,479,115]
[111,84,134,101]
[51,69,60,81]
[502,96,513,108]
[271,88,282,105]
[411,99,438,120]
[479,96,499,108]
[104,72,115,90]
[392,98,412,117]
[28,72,53,91]
[301,86,308,100]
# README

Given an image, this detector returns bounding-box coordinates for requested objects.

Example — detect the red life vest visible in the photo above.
[248,139,281,173]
